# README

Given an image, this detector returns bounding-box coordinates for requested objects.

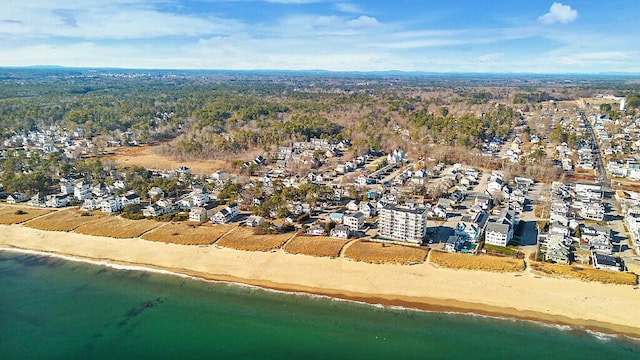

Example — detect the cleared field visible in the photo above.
[74,216,160,238]
[25,209,105,231]
[217,227,294,252]
[108,145,230,175]
[429,251,525,272]
[530,261,637,285]
[142,222,233,245]
[283,236,350,258]
[343,241,428,265]
[0,205,51,224]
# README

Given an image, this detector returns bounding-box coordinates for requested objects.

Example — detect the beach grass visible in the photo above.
[343,241,429,265]
[74,216,160,238]
[25,209,105,231]
[0,205,51,224]
[283,236,350,258]
[142,222,232,245]
[216,227,295,252]
[530,261,637,285]
[429,251,525,272]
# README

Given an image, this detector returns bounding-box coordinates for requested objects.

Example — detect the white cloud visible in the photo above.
[346,16,380,28]
[538,2,578,25]
[335,3,362,14]
[0,1,242,39]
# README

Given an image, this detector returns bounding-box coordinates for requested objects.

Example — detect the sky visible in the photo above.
[1,0,639,73]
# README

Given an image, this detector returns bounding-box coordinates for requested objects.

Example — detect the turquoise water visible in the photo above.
[1,251,640,360]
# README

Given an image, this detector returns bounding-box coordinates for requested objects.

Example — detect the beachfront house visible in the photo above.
[6,192,27,204]
[330,224,350,239]
[45,194,69,208]
[592,252,623,271]
[189,204,217,222]
[211,203,239,224]
[246,215,265,227]
[74,180,91,200]
[484,209,518,247]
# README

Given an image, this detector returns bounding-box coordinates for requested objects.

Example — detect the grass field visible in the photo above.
[343,241,429,265]
[25,209,105,231]
[530,261,637,285]
[142,222,233,245]
[283,236,350,258]
[0,205,51,224]
[216,227,295,252]
[429,251,525,272]
[75,216,160,238]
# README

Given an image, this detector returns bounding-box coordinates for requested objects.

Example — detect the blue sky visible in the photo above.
[1,0,639,73]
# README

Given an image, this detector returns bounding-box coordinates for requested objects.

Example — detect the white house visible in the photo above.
[246,215,265,227]
[211,203,239,224]
[484,209,518,247]
[6,192,27,204]
[189,204,217,222]
[330,224,350,239]
[343,212,365,232]
[74,180,91,200]
[45,194,69,208]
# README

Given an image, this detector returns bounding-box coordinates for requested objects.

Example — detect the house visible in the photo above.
[45,194,69,208]
[306,226,326,236]
[189,204,217,222]
[330,224,350,239]
[327,211,345,224]
[444,235,466,253]
[27,193,45,207]
[143,204,165,217]
[211,203,239,224]
[343,212,365,232]
[484,209,518,247]
[92,183,110,197]
[246,215,265,227]
[120,193,141,207]
[81,198,100,211]
[592,252,623,271]
[74,180,91,200]
[454,211,489,242]
[346,200,360,212]
[359,201,377,218]
[7,192,27,204]
[100,196,123,214]
[60,181,74,195]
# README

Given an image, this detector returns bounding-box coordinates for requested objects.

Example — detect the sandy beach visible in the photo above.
[2,224,639,338]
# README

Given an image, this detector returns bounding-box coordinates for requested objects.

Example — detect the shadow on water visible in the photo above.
[117,297,166,328]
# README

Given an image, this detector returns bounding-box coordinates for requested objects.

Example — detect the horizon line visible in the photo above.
[1,65,640,77]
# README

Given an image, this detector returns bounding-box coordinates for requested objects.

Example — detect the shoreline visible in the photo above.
[2,224,640,339]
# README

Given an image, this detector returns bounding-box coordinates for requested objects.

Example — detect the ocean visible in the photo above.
[1,250,639,360]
